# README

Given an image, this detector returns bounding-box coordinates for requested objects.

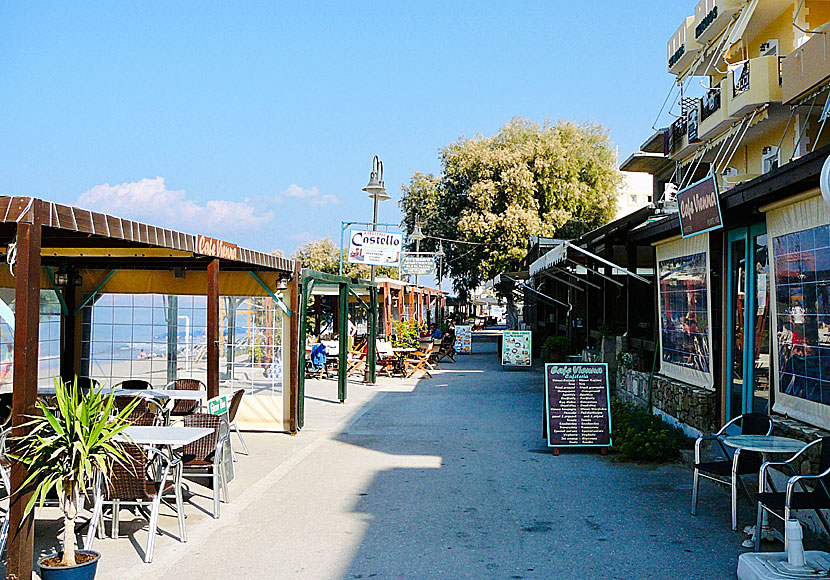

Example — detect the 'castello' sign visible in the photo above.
[197,235,238,260]
[676,175,723,238]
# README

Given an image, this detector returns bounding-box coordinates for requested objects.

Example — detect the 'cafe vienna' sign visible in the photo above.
[676,175,723,238]
[197,235,238,260]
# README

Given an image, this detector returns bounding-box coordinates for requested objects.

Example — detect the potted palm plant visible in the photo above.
[12,377,139,579]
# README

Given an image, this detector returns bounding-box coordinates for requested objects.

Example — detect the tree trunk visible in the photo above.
[60,490,78,566]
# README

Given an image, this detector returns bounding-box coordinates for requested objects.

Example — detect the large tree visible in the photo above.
[291,237,397,279]
[400,118,621,298]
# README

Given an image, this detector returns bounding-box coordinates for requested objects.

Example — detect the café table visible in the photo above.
[120,425,213,446]
[722,434,806,546]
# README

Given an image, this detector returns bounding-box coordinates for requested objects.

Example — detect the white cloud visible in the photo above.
[77,177,273,234]
[280,184,339,207]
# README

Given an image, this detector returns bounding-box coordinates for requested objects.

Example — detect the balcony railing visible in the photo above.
[700,88,721,122]
[670,117,687,153]
[782,30,830,104]
[733,61,750,97]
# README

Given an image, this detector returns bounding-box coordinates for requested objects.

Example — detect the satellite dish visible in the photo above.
[822,154,830,207]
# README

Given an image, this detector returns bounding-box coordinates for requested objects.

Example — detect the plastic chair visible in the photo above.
[691,412,773,530]
[755,436,830,550]
[85,443,185,563]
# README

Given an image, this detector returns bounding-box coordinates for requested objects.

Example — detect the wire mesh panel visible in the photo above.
[82,293,285,397]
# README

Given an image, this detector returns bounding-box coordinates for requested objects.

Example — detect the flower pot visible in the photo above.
[39,551,100,580]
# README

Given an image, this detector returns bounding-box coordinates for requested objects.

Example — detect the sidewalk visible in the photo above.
[25,340,782,578]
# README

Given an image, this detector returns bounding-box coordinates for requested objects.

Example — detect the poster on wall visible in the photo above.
[502,330,531,367]
[455,325,472,354]
[348,230,402,267]
[544,363,611,448]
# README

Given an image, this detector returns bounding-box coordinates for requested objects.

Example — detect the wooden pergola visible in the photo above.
[0,197,298,580]
[375,278,446,337]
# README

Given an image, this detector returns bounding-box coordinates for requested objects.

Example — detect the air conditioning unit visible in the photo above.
[760,39,779,57]
[722,167,738,177]
[762,146,780,174]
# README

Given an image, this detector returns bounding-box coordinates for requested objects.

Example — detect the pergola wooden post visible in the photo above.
[288,262,300,434]
[8,200,42,580]
[207,258,220,399]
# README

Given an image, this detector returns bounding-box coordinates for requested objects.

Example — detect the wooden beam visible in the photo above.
[207,259,219,399]
[8,200,42,580]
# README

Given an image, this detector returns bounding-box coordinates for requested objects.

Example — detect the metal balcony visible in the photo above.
[782,30,830,104]
[726,55,783,118]
[668,16,702,75]
[698,80,736,141]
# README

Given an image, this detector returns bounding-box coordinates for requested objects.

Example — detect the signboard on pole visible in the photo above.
[401,253,436,276]
[676,175,722,238]
[544,363,612,448]
[502,330,531,367]
[348,231,402,267]
[455,325,472,354]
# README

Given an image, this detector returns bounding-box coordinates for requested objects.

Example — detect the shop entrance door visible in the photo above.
[725,223,771,423]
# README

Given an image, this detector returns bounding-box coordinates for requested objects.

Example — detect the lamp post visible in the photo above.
[435,241,446,324]
[409,215,425,286]
[362,155,390,283]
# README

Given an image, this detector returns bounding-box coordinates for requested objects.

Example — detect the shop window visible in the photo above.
[658,252,711,373]
[773,223,830,404]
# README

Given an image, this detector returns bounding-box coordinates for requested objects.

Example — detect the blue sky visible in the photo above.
[0,2,690,257]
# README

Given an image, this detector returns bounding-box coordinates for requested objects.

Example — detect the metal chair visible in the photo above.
[227,390,248,458]
[85,443,185,563]
[113,395,166,426]
[165,378,206,417]
[113,379,153,390]
[691,412,773,530]
[179,413,230,518]
[755,436,830,550]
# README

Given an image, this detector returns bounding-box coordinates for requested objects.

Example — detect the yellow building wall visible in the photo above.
[747,9,796,58]
[805,0,830,30]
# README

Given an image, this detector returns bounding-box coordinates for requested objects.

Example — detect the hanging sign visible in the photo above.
[455,325,472,354]
[401,253,436,276]
[677,175,722,238]
[348,231,402,267]
[545,363,612,448]
[198,235,238,260]
[502,330,531,367]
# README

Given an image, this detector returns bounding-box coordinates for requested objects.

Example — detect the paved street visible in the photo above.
[93,337,757,580]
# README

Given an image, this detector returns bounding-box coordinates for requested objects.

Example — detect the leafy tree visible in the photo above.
[291,237,398,279]
[400,118,621,299]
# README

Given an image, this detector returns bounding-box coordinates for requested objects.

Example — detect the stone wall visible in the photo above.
[615,368,719,437]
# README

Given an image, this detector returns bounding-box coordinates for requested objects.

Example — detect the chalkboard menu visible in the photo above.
[545,363,612,448]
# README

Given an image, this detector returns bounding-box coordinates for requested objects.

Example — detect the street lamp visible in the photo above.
[362,155,390,282]
[410,215,425,286]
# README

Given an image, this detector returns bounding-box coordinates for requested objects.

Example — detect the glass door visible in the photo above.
[726,223,771,422]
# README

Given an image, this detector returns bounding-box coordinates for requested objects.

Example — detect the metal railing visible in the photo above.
[733,60,750,96]
[700,88,721,122]
[670,117,687,153]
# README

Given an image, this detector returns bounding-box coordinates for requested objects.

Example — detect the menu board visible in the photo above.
[455,325,472,354]
[502,330,531,367]
[545,363,612,448]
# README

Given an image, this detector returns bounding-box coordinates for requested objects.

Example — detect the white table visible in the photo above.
[37,386,206,402]
[120,426,213,446]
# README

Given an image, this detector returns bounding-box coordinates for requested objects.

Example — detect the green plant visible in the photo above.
[616,351,635,370]
[541,335,570,361]
[609,399,692,463]
[13,377,139,567]
[392,318,425,349]
[594,322,613,348]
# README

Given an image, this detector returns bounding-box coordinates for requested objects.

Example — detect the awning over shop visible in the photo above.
[529,240,651,284]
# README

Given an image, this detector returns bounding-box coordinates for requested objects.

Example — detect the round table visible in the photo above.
[722,435,806,546]
[722,435,805,454]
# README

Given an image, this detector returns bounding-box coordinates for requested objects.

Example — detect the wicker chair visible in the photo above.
[180,413,230,518]
[85,443,185,563]
[227,390,248,458]
[113,395,165,426]
[165,378,206,417]
[113,379,153,390]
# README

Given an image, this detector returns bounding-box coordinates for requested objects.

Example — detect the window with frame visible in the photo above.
[773,223,830,405]
[658,252,711,373]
